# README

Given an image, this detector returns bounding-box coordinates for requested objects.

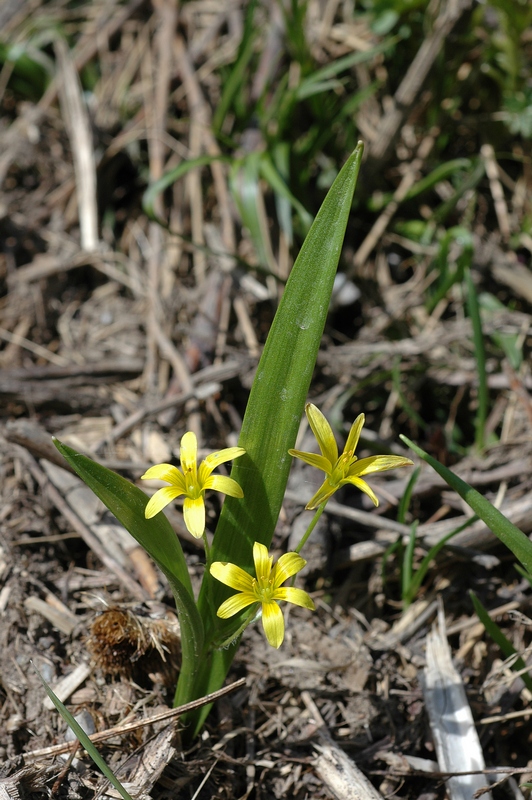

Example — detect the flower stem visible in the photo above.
[213,606,260,650]
[294,503,327,554]
[202,530,211,563]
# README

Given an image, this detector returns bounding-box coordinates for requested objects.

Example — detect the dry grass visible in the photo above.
[1,1,532,797]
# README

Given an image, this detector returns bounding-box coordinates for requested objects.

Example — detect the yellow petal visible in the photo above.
[352,455,414,476]
[344,476,379,506]
[344,413,365,456]
[144,487,182,519]
[305,480,338,509]
[261,601,285,648]
[216,593,258,618]
[253,542,273,581]
[180,431,198,474]
[287,449,333,475]
[305,403,338,465]
[272,552,307,587]
[203,447,246,471]
[183,495,205,537]
[141,463,185,488]
[203,475,244,498]
[274,587,315,610]
[210,561,255,593]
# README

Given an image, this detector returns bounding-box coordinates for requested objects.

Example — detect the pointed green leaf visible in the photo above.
[470,591,532,692]
[53,439,204,701]
[35,666,134,800]
[210,141,364,593]
[400,435,532,574]
[180,144,364,734]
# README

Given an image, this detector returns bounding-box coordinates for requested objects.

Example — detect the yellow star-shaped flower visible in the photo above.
[289,403,413,509]
[141,431,245,538]
[210,542,315,649]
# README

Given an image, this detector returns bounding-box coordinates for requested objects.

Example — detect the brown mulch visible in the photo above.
[1,1,532,798]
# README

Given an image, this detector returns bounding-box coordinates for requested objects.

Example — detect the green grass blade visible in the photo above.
[259,152,313,231]
[392,359,426,430]
[297,35,399,88]
[34,667,134,800]
[470,591,532,693]
[370,159,472,211]
[403,515,478,606]
[397,465,420,525]
[229,152,277,272]
[400,435,532,574]
[465,268,488,449]
[515,564,532,587]
[402,522,417,603]
[212,0,257,134]
[479,292,523,369]
[143,154,225,225]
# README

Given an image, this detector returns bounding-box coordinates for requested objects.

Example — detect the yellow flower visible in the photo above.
[289,403,413,509]
[141,431,245,537]
[210,542,315,649]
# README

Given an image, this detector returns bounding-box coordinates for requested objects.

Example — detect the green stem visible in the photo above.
[203,530,211,564]
[213,606,261,650]
[465,268,488,450]
[294,503,327,554]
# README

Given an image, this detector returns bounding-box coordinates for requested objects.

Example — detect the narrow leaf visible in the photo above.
[53,439,204,702]
[470,592,532,692]
[400,435,532,574]
[34,666,135,800]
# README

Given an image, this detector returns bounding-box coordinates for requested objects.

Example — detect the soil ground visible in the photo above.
[1,1,532,798]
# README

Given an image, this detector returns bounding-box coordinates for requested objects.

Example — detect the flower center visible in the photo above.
[252,575,275,603]
[330,451,356,485]
[184,466,201,498]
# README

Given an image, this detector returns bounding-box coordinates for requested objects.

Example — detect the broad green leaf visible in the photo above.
[210,141,364,594]
[180,143,364,734]
[53,439,204,702]
[400,436,532,574]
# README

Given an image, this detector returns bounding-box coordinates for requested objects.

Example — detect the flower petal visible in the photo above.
[305,403,338,465]
[216,593,258,618]
[344,413,365,456]
[305,480,338,509]
[253,542,273,581]
[344,476,379,506]
[180,431,198,473]
[210,561,255,593]
[274,587,315,610]
[352,455,414,476]
[141,464,185,488]
[144,486,183,519]
[203,475,244,498]
[183,496,205,537]
[203,447,246,471]
[271,552,307,587]
[287,450,333,475]
[261,601,285,648]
